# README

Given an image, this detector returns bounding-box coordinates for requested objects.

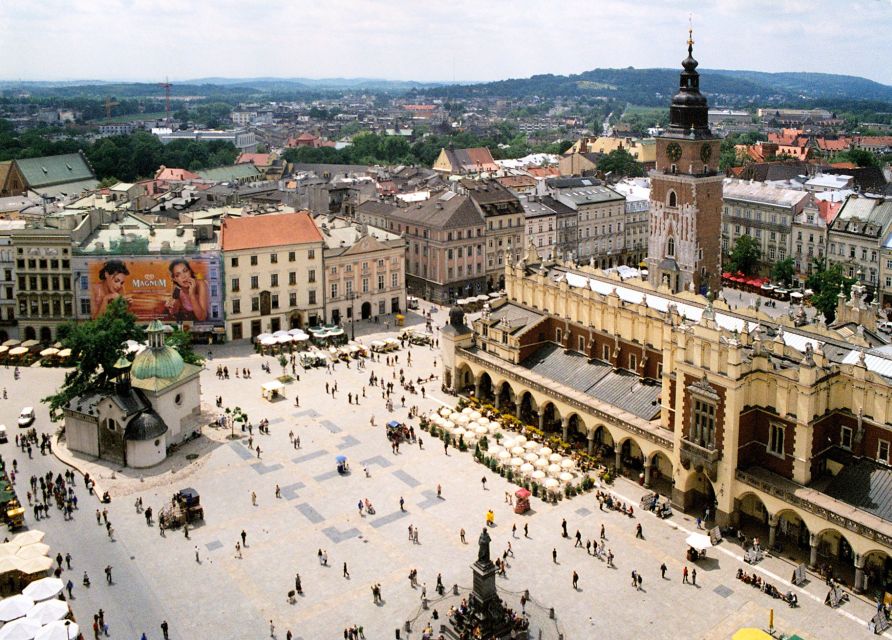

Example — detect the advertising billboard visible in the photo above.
[85,255,223,330]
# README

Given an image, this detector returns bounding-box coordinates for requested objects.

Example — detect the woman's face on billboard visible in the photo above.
[172,263,194,289]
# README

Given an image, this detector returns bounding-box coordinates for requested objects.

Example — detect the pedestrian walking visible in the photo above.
[692,568,697,586]
[682,566,689,584]
[437,484,442,498]
[524,523,529,538]
[575,530,582,547]
[241,530,247,546]
[660,563,667,579]
[65,553,72,569]
[343,562,350,579]
[195,546,200,563]
[275,484,281,499]
[481,476,487,490]
[600,524,605,540]
[235,542,242,559]
[562,518,568,538]
[399,496,405,511]
[105,565,112,584]
[572,570,579,590]
[460,528,466,544]
[270,620,275,638]
[552,548,558,564]
[66,579,73,598]
[636,523,643,539]
[512,523,517,538]
[161,621,169,640]
[251,491,257,506]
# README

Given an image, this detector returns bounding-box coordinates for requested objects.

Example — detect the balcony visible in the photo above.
[679,438,721,481]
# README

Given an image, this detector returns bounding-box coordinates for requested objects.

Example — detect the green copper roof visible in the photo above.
[15,152,96,188]
[131,345,185,381]
[147,319,165,332]
[113,356,132,370]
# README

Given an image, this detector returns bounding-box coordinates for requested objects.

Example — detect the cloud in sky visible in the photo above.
[0,0,890,84]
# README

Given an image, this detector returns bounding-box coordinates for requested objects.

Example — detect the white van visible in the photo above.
[17,407,35,428]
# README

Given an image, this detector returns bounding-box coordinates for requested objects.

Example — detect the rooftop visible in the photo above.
[221,211,322,251]
[722,179,811,208]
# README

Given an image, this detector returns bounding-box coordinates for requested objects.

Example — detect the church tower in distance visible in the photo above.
[647,29,723,294]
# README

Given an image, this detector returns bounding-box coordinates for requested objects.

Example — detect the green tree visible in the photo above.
[164,328,203,366]
[728,236,762,276]
[43,297,144,421]
[805,259,855,324]
[597,148,644,177]
[770,257,796,286]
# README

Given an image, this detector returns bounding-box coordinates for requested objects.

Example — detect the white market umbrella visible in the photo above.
[475,426,488,436]
[547,464,562,477]
[534,458,549,469]
[466,421,479,432]
[260,337,277,346]
[559,471,574,483]
[520,463,535,475]
[501,438,515,450]
[514,435,527,445]
[487,445,503,457]
[22,578,63,602]
[453,428,466,438]
[16,544,50,560]
[461,408,473,416]
[469,411,482,421]
[549,453,563,463]
[0,617,41,640]
[560,459,575,470]
[276,335,292,344]
[539,446,553,457]
[523,441,539,451]
[34,621,79,640]
[523,452,539,463]
[510,457,524,467]
[0,557,20,574]
[685,533,713,551]
[532,470,546,480]
[25,599,69,625]
[510,446,525,456]
[16,557,53,576]
[498,451,511,461]
[544,478,560,489]
[477,417,490,427]
[272,330,289,337]
[11,532,45,548]
[0,543,18,557]
[439,408,451,418]
[0,595,35,622]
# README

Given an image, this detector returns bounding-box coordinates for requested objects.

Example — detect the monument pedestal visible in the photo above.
[466,559,512,638]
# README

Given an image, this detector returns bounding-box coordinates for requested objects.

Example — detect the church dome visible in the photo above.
[125,410,168,441]
[130,319,184,380]
[131,346,185,380]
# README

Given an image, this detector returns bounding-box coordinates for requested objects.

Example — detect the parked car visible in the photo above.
[879,321,892,334]
[0,425,7,443]
[17,407,35,428]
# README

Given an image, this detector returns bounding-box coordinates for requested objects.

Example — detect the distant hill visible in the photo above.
[420,68,892,107]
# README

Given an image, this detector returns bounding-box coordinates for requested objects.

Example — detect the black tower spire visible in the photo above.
[668,27,711,138]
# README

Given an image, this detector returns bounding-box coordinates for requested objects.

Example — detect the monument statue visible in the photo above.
[477,527,491,564]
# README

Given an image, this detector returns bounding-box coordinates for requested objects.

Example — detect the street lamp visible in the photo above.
[347,291,356,340]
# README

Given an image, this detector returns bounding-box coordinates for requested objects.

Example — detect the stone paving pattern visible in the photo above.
[0,309,884,639]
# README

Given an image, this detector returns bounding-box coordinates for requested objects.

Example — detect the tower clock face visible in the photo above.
[666,142,682,162]
[700,143,712,163]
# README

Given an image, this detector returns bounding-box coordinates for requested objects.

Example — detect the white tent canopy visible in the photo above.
[685,532,713,551]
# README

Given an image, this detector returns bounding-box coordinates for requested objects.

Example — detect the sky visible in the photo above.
[1,0,891,85]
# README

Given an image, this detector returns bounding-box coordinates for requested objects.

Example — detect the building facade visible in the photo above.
[462,180,525,290]
[443,252,892,594]
[827,195,892,297]
[316,216,406,324]
[721,180,811,272]
[220,212,324,340]
[646,36,722,294]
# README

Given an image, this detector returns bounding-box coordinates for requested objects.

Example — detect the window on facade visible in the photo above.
[391,272,398,287]
[80,298,91,315]
[289,292,297,307]
[271,294,279,309]
[603,344,610,361]
[308,249,315,260]
[667,237,675,257]
[841,426,853,450]
[231,278,240,292]
[251,297,259,312]
[879,440,890,464]
[270,274,278,287]
[289,272,296,286]
[555,328,562,343]
[362,278,369,293]
[289,251,296,262]
[308,269,316,283]
[668,191,677,207]
[691,399,716,448]
[579,336,586,353]
[768,424,785,456]
[270,253,278,264]
[250,275,259,289]
[331,283,338,299]
[250,255,258,266]
[308,290,316,305]
[629,354,637,371]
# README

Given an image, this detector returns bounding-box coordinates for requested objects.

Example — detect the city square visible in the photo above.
[0,308,885,639]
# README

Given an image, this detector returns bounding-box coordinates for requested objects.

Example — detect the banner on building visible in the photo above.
[85,255,223,328]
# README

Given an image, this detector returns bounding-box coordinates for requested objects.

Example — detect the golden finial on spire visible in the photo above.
[688,14,694,48]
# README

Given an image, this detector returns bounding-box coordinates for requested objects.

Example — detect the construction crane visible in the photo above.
[158,78,172,120]
[104,97,119,118]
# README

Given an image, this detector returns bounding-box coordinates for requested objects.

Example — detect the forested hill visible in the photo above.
[419,68,892,107]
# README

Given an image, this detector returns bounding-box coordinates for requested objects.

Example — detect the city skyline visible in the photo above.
[1,0,891,84]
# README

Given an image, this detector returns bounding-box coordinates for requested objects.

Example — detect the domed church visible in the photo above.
[63,320,203,468]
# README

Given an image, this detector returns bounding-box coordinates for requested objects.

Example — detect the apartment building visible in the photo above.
[827,195,892,296]
[220,212,324,340]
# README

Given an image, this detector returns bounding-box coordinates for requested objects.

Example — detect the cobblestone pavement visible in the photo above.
[0,308,884,639]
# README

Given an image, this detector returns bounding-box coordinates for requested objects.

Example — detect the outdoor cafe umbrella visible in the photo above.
[531,470,546,481]
[33,621,78,640]
[15,556,53,576]
[2,339,20,347]
[16,544,50,560]
[544,478,560,490]
[22,578,63,602]
[0,617,41,640]
[256,333,273,342]
[0,595,35,622]
[8,347,27,357]
[11,532,45,547]
[25,599,69,625]
[56,349,71,359]
[260,337,277,347]
[685,532,713,552]
[0,346,8,355]
[38,348,58,358]
[498,451,511,461]
[19,340,39,349]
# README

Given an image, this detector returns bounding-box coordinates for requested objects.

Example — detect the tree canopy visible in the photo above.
[805,259,855,324]
[597,148,645,177]
[770,257,796,287]
[43,297,144,421]
[727,236,762,276]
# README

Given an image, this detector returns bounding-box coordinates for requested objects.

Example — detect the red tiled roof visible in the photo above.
[857,136,892,146]
[220,212,322,251]
[496,175,536,188]
[236,153,273,166]
[155,166,199,181]
[296,133,318,141]
[817,138,850,152]
[527,167,560,178]
[830,162,858,170]
[817,199,843,225]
